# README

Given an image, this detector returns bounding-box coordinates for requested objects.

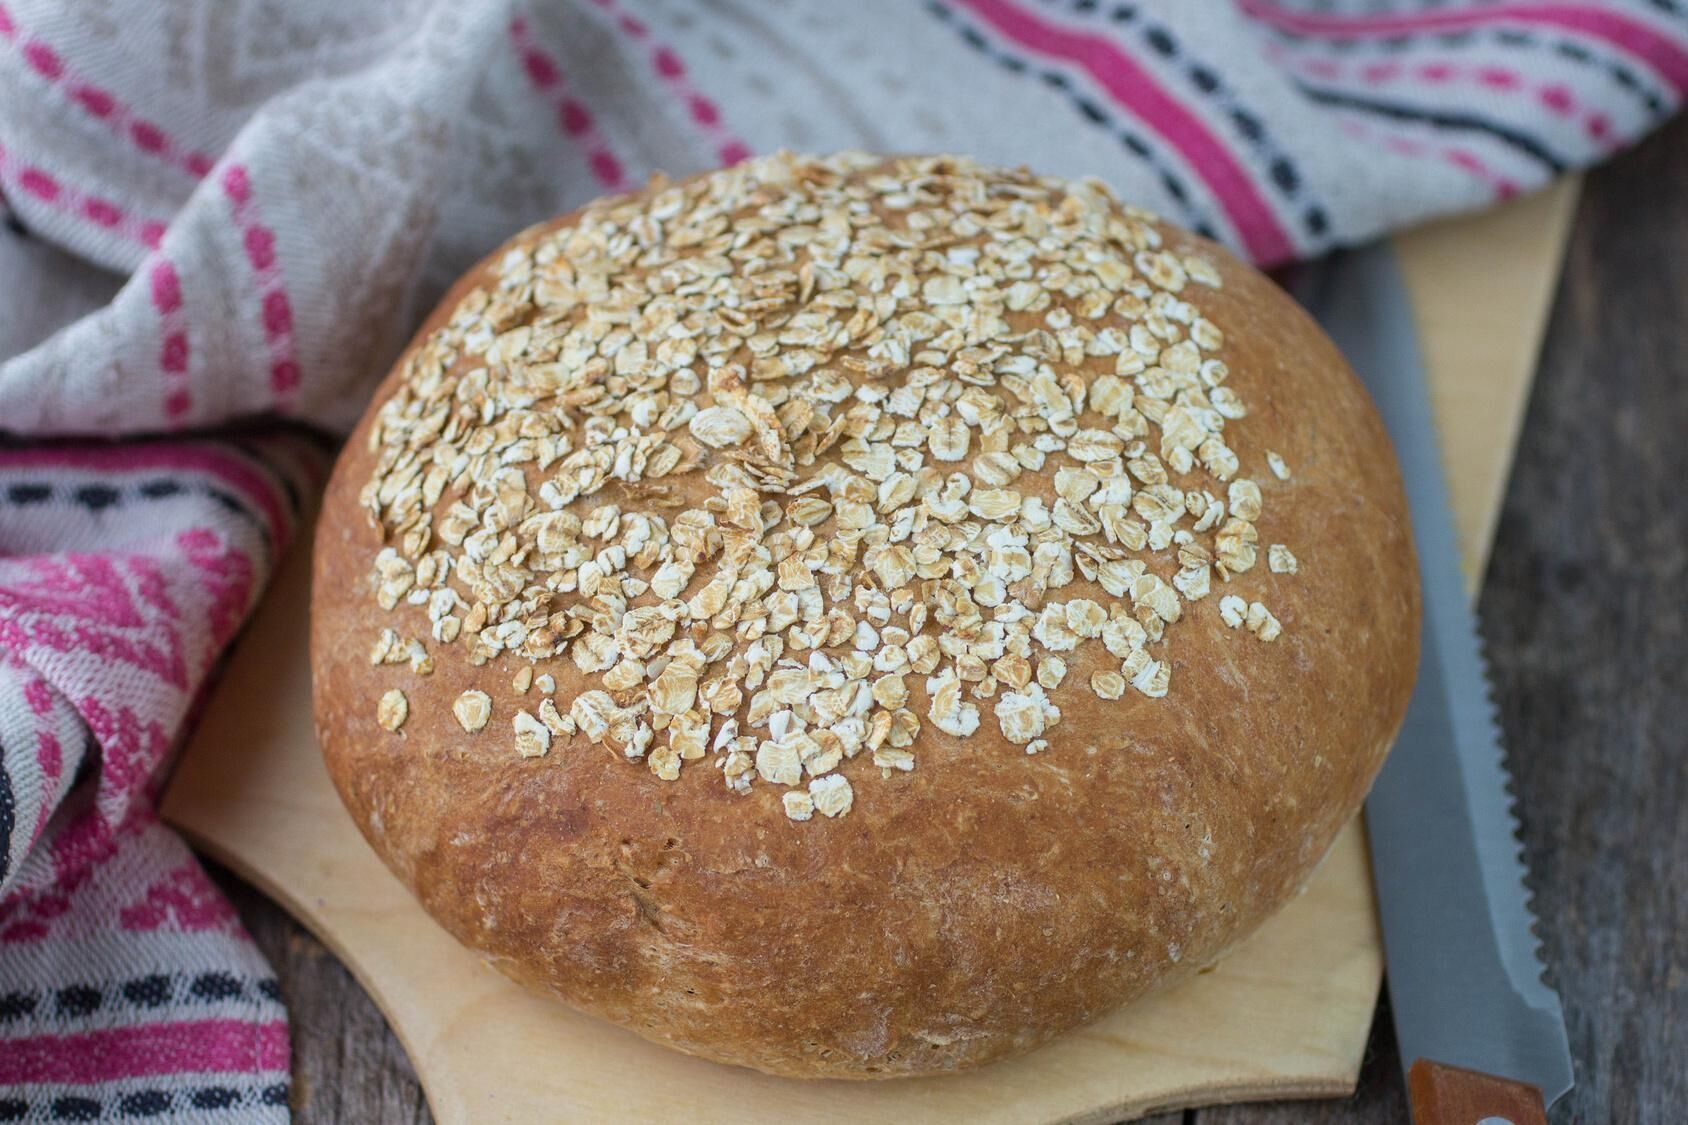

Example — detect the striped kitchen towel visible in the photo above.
[1,0,1683,1117]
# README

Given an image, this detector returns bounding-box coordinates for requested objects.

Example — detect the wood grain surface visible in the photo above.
[204,114,1688,1123]
[1406,1060,1547,1125]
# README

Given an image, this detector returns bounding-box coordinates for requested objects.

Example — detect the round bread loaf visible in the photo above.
[312,152,1419,1079]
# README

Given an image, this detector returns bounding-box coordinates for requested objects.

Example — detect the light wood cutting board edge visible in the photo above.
[1395,177,1581,592]
[161,178,1580,1124]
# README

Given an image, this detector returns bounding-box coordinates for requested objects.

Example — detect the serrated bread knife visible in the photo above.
[1293,243,1574,1125]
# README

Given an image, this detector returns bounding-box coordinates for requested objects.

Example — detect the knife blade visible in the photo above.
[1290,242,1573,1122]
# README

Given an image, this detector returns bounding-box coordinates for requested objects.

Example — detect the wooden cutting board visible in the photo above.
[161,180,1579,1124]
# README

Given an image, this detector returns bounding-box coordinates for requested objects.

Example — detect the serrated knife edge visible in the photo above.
[1292,243,1573,1109]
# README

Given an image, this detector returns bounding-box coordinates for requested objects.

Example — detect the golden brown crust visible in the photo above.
[312,154,1418,1079]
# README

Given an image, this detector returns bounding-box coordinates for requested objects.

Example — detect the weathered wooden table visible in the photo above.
[209,112,1688,1123]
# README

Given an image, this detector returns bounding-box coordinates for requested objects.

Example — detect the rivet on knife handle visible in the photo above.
[1407,1058,1548,1125]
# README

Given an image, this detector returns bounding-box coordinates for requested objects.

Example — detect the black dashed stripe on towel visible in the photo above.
[1296,83,1572,173]
[925,0,1223,241]
[1049,0,1333,241]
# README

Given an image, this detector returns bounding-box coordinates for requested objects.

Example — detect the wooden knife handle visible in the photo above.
[1408,1058,1549,1125]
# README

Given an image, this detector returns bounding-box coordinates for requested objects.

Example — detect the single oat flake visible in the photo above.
[453,690,492,733]
[377,689,408,732]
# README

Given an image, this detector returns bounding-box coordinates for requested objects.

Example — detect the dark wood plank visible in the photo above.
[1473,114,1688,1125]
[207,113,1688,1124]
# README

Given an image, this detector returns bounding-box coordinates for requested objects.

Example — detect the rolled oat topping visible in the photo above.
[377,689,409,732]
[360,153,1300,819]
[453,689,492,733]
